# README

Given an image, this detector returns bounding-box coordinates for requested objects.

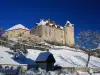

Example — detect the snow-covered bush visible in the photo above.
[19,68,46,75]
[19,68,79,75]
[0,73,5,75]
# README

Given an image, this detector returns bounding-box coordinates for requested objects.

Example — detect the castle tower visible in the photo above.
[64,21,74,47]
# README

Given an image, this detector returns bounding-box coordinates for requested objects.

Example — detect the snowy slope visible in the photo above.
[0,46,32,65]
[0,46,100,68]
[51,49,100,68]
[27,48,100,68]
[0,46,19,65]
[6,24,29,31]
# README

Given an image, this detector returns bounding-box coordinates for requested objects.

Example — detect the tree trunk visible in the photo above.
[86,53,91,67]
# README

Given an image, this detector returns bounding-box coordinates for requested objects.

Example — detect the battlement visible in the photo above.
[31,19,75,47]
[36,19,63,30]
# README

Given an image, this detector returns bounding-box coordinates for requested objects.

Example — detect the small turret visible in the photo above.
[66,21,71,24]
[64,21,74,47]
[65,21,74,26]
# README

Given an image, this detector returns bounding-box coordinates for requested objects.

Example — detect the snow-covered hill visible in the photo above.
[0,46,100,68]
[27,47,100,68]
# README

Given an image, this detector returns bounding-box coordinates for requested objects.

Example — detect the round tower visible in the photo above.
[64,21,74,47]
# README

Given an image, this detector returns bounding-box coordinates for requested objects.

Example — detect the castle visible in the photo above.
[5,19,74,47]
[30,19,74,47]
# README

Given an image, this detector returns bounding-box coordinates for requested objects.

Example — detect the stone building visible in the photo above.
[5,24,43,42]
[30,19,74,47]
[5,24,30,39]
[5,19,75,47]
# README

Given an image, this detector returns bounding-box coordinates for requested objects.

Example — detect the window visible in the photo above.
[10,34,12,36]
[49,32,51,36]
[66,32,67,34]
[49,28,51,36]
[62,40,63,43]
[52,25,55,27]
[61,35,63,38]
[45,28,47,36]
[18,33,22,37]
[39,35,41,37]
[37,27,40,35]
[57,25,60,28]
[28,37,30,39]
[46,23,49,26]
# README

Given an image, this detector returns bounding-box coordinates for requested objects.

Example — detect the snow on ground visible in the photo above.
[0,46,32,65]
[0,46,19,65]
[76,71,100,75]
[76,71,90,75]
[27,46,100,68]
[23,68,100,75]
[0,46,100,68]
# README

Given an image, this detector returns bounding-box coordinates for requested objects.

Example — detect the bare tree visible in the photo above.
[76,30,100,67]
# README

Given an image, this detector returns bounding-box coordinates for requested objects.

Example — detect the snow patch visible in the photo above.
[37,20,48,26]
[65,21,73,26]
[6,24,29,31]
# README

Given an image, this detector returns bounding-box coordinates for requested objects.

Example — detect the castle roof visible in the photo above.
[6,24,29,31]
[65,21,73,26]
[37,19,64,29]
[37,19,49,25]
[67,21,71,24]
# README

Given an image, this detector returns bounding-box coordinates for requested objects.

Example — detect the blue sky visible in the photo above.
[0,0,100,38]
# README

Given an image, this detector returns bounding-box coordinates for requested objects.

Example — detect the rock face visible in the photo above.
[22,32,43,42]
